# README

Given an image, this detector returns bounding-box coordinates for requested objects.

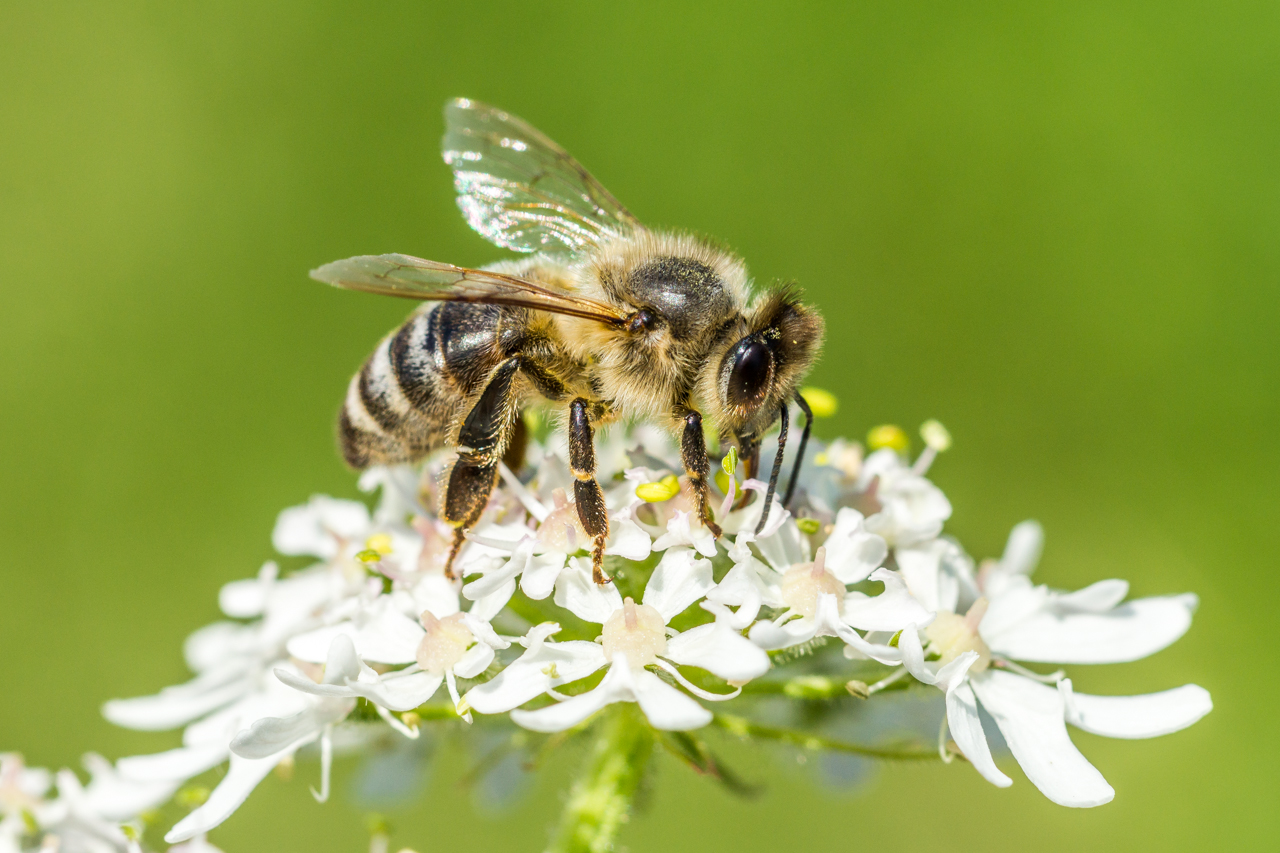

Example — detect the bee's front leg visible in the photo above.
[568,397,611,585]
[678,408,723,538]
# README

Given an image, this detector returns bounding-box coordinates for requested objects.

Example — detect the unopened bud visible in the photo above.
[845,679,870,699]
[800,387,839,418]
[867,424,909,453]
[920,419,952,452]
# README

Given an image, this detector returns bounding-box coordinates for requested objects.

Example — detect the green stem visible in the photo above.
[548,705,654,853]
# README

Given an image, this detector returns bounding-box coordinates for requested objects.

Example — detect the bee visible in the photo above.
[312,99,824,584]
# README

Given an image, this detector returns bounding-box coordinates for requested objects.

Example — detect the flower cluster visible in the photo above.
[5,418,1212,851]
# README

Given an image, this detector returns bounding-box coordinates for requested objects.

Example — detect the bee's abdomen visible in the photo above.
[338,303,522,469]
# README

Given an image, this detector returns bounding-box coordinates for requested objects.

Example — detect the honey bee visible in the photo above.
[312,98,824,584]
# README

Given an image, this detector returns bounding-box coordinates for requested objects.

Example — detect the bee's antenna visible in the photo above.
[783,391,812,508]
[755,402,790,535]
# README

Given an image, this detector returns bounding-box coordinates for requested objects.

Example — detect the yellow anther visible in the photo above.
[800,387,839,418]
[636,474,680,502]
[796,517,821,534]
[920,419,952,452]
[867,424,910,453]
[354,549,382,563]
[365,533,393,555]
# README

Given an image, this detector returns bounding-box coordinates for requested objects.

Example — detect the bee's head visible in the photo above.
[704,287,824,442]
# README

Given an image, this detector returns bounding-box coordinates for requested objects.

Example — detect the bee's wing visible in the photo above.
[443,98,641,254]
[311,253,628,326]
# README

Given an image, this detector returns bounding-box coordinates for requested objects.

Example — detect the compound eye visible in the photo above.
[726,338,774,411]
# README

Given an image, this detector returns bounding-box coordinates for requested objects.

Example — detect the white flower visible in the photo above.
[465,549,769,731]
[897,520,1212,807]
[858,448,952,547]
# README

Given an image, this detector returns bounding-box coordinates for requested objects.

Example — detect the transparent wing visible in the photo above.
[443,98,640,254]
[310,253,627,326]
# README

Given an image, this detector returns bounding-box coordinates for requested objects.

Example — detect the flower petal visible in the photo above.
[464,640,607,714]
[998,520,1043,576]
[102,664,251,731]
[453,642,495,679]
[348,670,444,712]
[286,604,424,665]
[841,568,933,632]
[509,659,635,732]
[116,743,228,784]
[970,670,1114,807]
[605,510,652,561]
[1052,579,1129,613]
[229,707,330,760]
[631,669,713,730]
[812,594,902,664]
[664,622,770,682]
[1059,679,1212,739]
[553,558,623,624]
[521,551,567,600]
[272,496,370,559]
[165,752,283,843]
[642,548,714,622]
[946,681,1012,788]
[823,508,887,584]
[986,594,1197,664]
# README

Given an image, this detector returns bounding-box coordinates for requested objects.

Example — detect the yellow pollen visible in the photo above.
[365,533,393,555]
[800,387,839,418]
[636,475,681,503]
[779,547,846,617]
[601,598,667,669]
[416,611,474,675]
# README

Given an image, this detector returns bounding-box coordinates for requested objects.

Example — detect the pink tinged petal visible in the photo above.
[453,643,495,679]
[664,623,770,682]
[509,662,633,733]
[987,594,1197,664]
[630,669,713,730]
[521,552,567,600]
[1059,679,1212,739]
[969,670,1114,808]
[1052,579,1129,613]
[464,641,607,714]
[554,558,624,624]
[841,569,933,632]
[116,744,228,784]
[165,752,283,843]
[823,508,887,584]
[102,665,251,731]
[947,681,1012,788]
[997,519,1043,577]
[348,670,444,712]
[643,548,715,622]
[812,593,902,664]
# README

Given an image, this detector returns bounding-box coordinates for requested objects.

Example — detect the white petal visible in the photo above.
[823,508,887,584]
[605,514,652,561]
[896,541,947,613]
[411,572,462,617]
[469,577,517,622]
[165,752,282,843]
[116,743,228,784]
[217,562,276,618]
[274,668,353,699]
[748,615,818,650]
[1052,579,1129,613]
[987,594,1196,664]
[978,574,1048,638]
[271,496,369,559]
[754,516,807,571]
[349,670,444,712]
[946,681,1012,788]
[510,659,635,732]
[841,569,933,632]
[322,634,361,685]
[463,540,532,601]
[460,612,510,650]
[286,605,424,665]
[521,551,567,600]
[631,669,713,730]
[664,622,770,682]
[970,670,1114,807]
[453,643,495,679]
[554,558,623,624]
[1060,680,1212,739]
[703,559,766,630]
[999,520,1043,576]
[102,665,250,731]
[228,708,329,760]
[812,593,902,664]
[183,622,256,673]
[80,754,181,821]
[464,641,607,714]
[642,548,714,622]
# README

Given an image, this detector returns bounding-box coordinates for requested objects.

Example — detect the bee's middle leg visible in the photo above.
[568,397,611,585]
[441,359,521,579]
[678,409,723,538]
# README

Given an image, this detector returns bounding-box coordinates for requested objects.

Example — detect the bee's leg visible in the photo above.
[733,436,760,510]
[678,409,723,538]
[441,359,522,579]
[568,397,611,585]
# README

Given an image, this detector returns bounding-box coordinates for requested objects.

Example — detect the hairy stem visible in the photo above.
[548,705,653,853]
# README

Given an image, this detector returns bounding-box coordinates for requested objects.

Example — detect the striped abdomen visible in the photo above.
[338,301,527,468]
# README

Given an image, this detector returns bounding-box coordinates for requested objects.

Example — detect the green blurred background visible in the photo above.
[2,2,1275,850]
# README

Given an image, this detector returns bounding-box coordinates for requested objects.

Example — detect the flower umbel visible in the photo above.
[4,418,1211,851]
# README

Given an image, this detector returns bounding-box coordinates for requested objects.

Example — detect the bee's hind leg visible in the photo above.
[440,359,521,580]
[568,398,611,585]
[677,408,723,538]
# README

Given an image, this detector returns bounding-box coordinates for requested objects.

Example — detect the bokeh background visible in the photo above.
[2,2,1275,850]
